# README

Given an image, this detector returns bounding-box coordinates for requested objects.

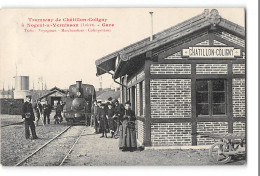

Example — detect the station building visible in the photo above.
[95,9,245,147]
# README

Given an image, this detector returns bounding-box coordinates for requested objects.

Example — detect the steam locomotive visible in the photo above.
[63,81,96,125]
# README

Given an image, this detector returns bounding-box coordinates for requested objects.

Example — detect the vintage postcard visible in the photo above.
[0,8,246,166]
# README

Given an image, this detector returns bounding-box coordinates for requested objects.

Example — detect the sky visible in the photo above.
[0,8,245,90]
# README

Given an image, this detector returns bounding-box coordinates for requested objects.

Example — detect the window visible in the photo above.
[139,82,143,116]
[131,86,136,112]
[196,79,227,117]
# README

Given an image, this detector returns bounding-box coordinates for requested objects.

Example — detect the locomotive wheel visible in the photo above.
[67,119,74,126]
[209,142,232,164]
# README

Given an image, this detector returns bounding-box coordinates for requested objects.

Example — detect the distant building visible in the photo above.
[38,87,67,108]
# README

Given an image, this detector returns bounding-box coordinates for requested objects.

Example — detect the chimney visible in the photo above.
[149,12,154,41]
[76,81,82,95]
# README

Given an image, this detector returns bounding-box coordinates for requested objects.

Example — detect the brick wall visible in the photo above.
[137,120,145,145]
[196,40,209,45]
[150,64,191,74]
[232,64,245,74]
[151,123,192,146]
[150,79,191,118]
[197,122,228,145]
[214,31,245,47]
[233,122,245,133]
[232,78,245,118]
[165,51,182,59]
[196,64,228,74]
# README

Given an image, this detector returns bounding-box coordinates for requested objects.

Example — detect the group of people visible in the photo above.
[91,97,137,151]
[33,99,52,126]
[22,95,137,151]
[22,95,64,140]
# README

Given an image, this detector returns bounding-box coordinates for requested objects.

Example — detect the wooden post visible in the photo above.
[191,63,197,145]
[144,60,152,146]
[227,62,233,133]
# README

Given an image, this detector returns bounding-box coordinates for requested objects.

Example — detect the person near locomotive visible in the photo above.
[107,102,116,138]
[91,100,99,132]
[22,95,38,139]
[33,99,43,126]
[98,103,108,138]
[55,101,63,124]
[113,100,125,136]
[42,100,51,125]
[85,100,92,126]
[118,101,137,151]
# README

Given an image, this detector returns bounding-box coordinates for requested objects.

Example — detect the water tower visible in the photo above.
[13,76,30,99]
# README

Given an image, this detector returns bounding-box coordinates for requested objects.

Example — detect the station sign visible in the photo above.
[182,47,241,58]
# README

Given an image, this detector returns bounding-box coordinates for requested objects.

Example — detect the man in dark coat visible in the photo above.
[55,101,63,123]
[98,103,108,138]
[107,102,116,138]
[119,101,137,151]
[22,95,38,139]
[114,100,125,136]
[33,99,43,126]
[94,101,102,133]
[43,100,51,125]
[91,100,99,133]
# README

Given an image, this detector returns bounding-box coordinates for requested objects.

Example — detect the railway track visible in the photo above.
[15,125,72,166]
[59,127,86,166]
[1,121,24,127]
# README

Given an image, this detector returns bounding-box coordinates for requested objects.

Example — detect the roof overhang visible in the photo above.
[39,89,66,100]
[95,9,245,79]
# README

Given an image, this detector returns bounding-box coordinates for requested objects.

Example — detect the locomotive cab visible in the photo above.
[63,81,95,125]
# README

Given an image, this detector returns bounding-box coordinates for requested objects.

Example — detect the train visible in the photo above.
[63,81,96,125]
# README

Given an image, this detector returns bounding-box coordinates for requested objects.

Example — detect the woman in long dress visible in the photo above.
[118,101,137,151]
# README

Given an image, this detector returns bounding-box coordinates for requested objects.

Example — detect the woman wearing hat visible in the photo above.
[118,101,137,151]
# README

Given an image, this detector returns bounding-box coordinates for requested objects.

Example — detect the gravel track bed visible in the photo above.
[1,115,69,166]
[1,114,245,166]
[21,126,85,166]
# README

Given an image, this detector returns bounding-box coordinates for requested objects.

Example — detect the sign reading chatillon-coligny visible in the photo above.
[182,47,241,58]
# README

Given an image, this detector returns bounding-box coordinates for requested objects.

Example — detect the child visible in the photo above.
[107,102,116,138]
[98,103,108,138]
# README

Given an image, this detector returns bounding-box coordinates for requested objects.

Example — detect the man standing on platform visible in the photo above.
[56,101,63,123]
[43,100,51,125]
[22,95,38,139]
[114,100,125,137]
[91,100,99,132]
[34,99,43,126]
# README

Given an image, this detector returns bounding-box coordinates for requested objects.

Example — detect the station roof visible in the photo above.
[39,87,67,100]
[95,9,245,79]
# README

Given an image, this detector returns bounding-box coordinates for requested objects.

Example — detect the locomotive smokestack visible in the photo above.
[76,81,82,90]
[76,81,82,96]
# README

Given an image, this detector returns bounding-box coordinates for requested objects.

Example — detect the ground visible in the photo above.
[0,114,246,166]
[0,113,68,166]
